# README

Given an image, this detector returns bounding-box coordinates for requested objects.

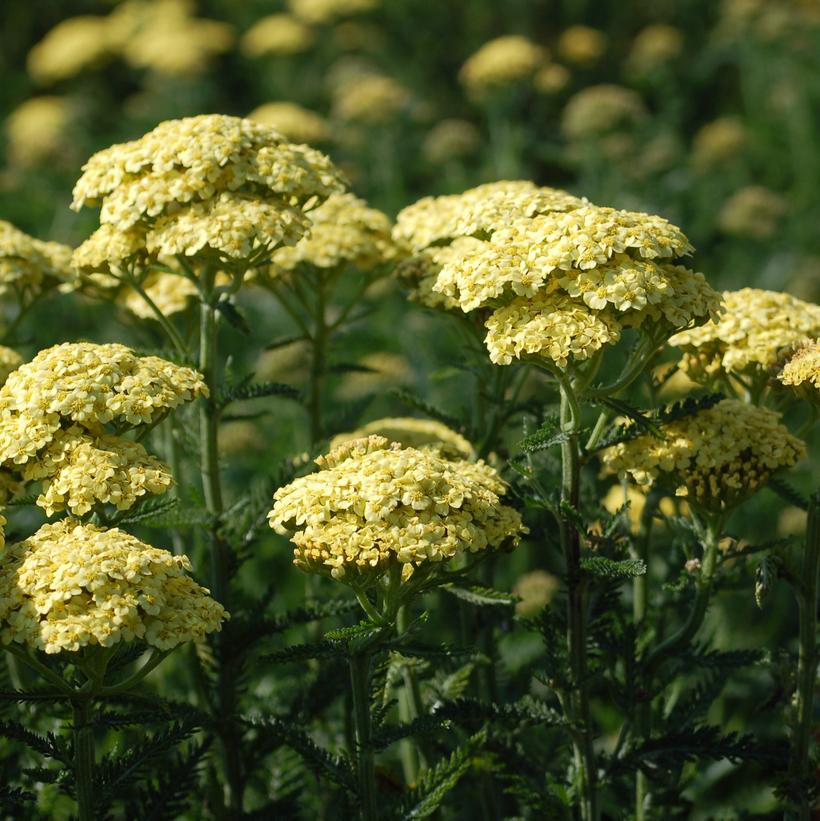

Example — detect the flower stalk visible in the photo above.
[350,651,378,821]
[72,698,96,821]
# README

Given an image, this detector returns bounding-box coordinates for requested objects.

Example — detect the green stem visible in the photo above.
[790,493,819,819]
[72,699,95,821]
[309,272,328,443]
[558,380,598,821]
[645,516,721,679]
[124,272,188,357]
[584,338,659,400]
[396,605,424,783]
[99,649,171,695]
[198,271,242,817]
[163,418,186,555]
[3,644,73,693]
[350,652,377,821]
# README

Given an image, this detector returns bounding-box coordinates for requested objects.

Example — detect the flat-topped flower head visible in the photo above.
[21,426,172,516]
[249,102,330,144]
[669,289,820,389]
[459,36,546,96]
[27,16,112,84]
[778,339,820,404]
[329,417,475,461]
[0,343,206,466]
[0,521,226,654]
[288,0,380,25]
[393,180,585,253]
[72,114,346,274]
[562,85,647,141]
[601,399,805,512]
[0,348,23,387]
[0,220,73,301]
[267,192,396,274]
[269,436,523,585]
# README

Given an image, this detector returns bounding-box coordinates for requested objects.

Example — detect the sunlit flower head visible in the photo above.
[556,25,606,66]
[562,85,647,140]
[27,16,112,84]
[0,220,74,302]
[459,35,546,96]
[248,102,330,144]
[5,97,74,169]
[240,14,315,57]
[778,339,820,404]
[288,0,380,25]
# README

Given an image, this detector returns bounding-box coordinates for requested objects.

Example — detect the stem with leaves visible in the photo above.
[557,374,598,821]
[72,698,95,821]
[790,493,819,820]
[349,651,378,821]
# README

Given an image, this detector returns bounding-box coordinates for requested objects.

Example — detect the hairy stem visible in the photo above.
[350,652,377,821]
[558,380,598,821]
[72,699,95,821]
[790,493,819,819]
[198,272,242,816]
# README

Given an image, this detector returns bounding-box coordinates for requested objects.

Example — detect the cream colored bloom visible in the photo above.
[269,436,523,583]
[248,102,330,144]
[562,85,647,140]
[72,114,346,273]
[670,289,820,386]
[534,63,571,94]
[22,426,172,516]
[718,186,787,239]
[557,25,607,66]
[120,271,198,319]
[268,192,396,273]
[459,36,546,95]
[0,348,22,387]
[330,417,475,461]
[778,339,820,403]
[627,24,684,73]
[0,520,226,654]
[288,0,380,24]
[602,399,805,511]
[422,119,481,165]
[0,221,73,300]
[240,14,315,57]
[5,97,73,168]
[27,16,112,84]
[691,117,747,171]
[333,73,411,124]
[513,570,559,617]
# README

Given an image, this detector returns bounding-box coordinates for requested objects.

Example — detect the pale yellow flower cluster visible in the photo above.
[717,0,820,41]
[397,182,720,368]
[0,220,73,301]
[562,85,648,141]
[602,399,805,511]
[21,427,172,516]
[459,36,547,96]
[513,570,559,617]
[269,436,523,583]
[778,339,820,403]
[0,520,226,654]
[5,97,74,169]
[119,272,199,320]
[333,73,412,125]
[330,417,475,461]
[240,14,316,57]
[28,1,232,84]
[27,16,112,84]
[627,24,684,74]
[670,289,820,386]
[0,345,203,518]
[72,114,346,274]
[557,25,607,66]
[288,0,380,25]
[0,348,23,387]
[601,483,680,534]
[109,0,233,76]
[249,102,330,144]
[718,186,787,239]
[268,193,396,274]
[421,119,481,165]
[691,117,747,171]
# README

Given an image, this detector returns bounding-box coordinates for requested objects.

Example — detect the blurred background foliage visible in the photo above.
[0,0,819,816]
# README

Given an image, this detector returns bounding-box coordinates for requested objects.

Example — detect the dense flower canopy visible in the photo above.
[778,339,819,403]
[0,220,73,301]
[267,192,396,274]
[329,417,475,461]
[669,288,820,387]
[602,399,805,512]
[0,520,226,654]
[269,436,523,584]
[71,114,346,274]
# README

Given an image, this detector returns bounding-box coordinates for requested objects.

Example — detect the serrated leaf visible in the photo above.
[581,556,646,580]
[217,380,301,409]
[216,298,251,336]
[390,388,462,432]
[442,585,517,607]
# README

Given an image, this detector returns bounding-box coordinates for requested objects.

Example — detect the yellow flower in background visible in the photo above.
[27,16,112,84]
[513,570,559,617]
[0,221,73,301]
[248,102,330,144]
[267,192,396,275]
[5,97,74,169]
[269,436,523,584]
[778,339,820,403]
[333,352,412,401]
[562,85,647,141]
[556,25,607,67]
[459,36,546,96]
[288,0,380,25]
[601,483,680,534]
[0,520,226,654]
[240,14,316,57]
[333,73,412,125]
[72,114,346,275]
[627,24,684,74]
[421,119,481,165]
[330,417,475,461]
[0,348,22,387]
[669,288,820,388]
[690,117,747,171]
[534,63,571,95]
[119,271,199,320]
[718,186,787,239]
[602,399,805,512]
